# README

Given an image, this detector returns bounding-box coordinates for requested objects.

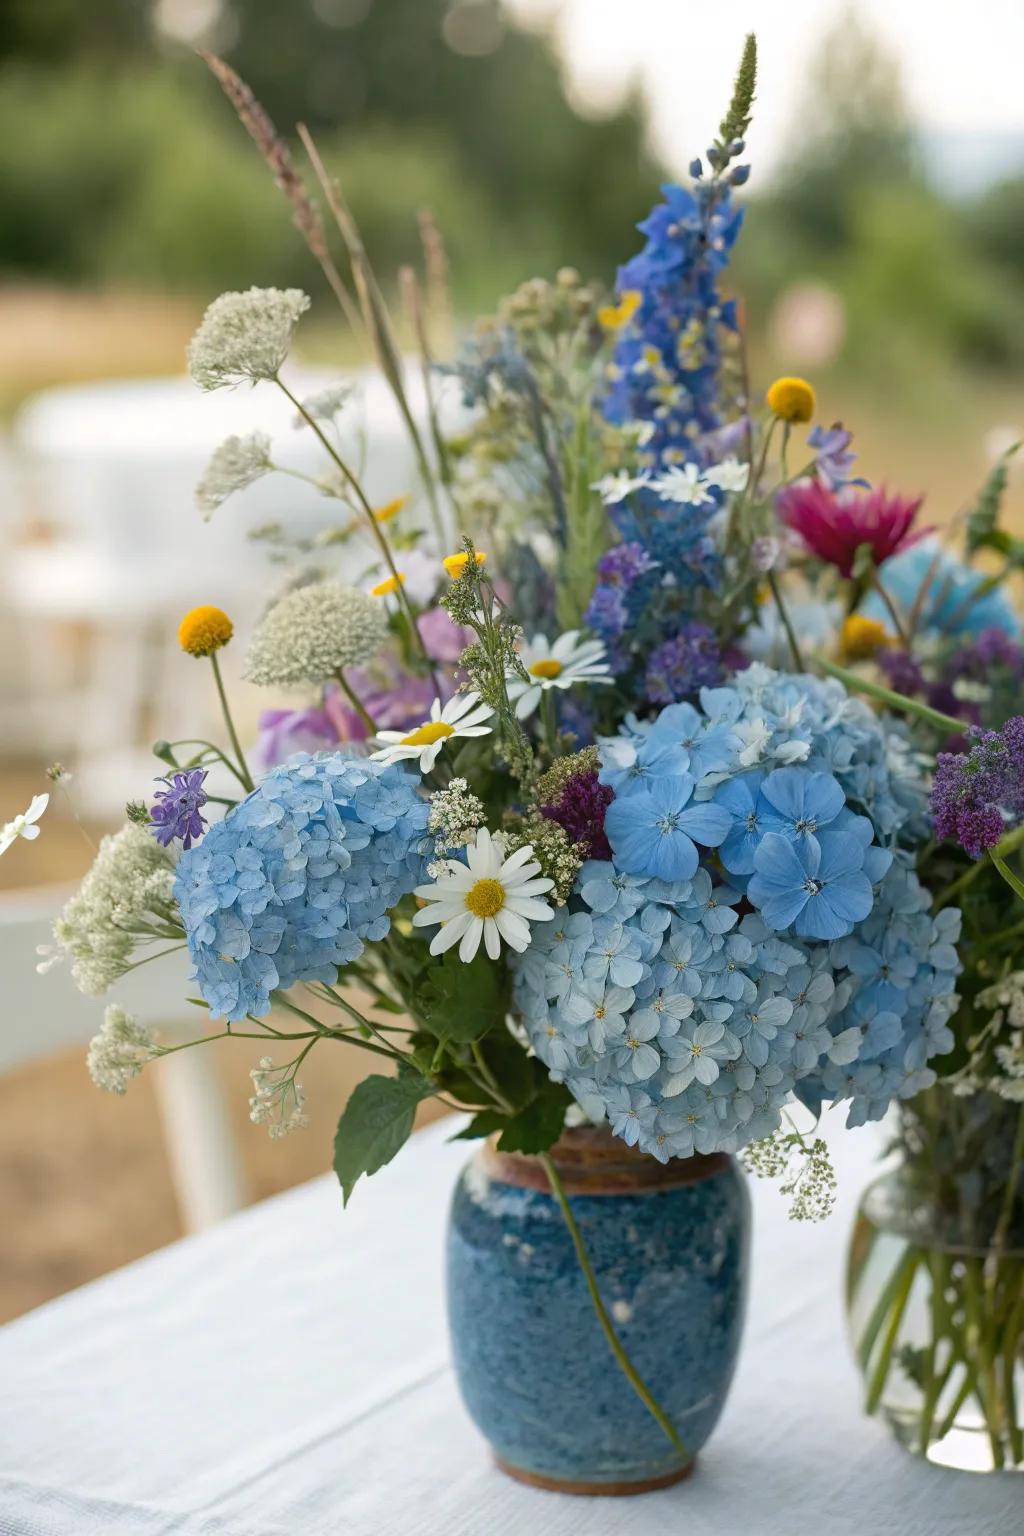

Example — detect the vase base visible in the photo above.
[495,1455,696,1496]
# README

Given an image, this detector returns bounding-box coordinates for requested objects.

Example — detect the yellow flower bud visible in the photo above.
[766,376,816,424]
[443,551,487,579]
[178,605,233,657]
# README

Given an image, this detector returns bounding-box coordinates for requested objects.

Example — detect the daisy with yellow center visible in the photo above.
[370,572,406,598]
[840,614,891,663]
[178,605,234,657]
[370,691,494,774]
[597,289,642,331]
[443,550,487,579]
[412,828,555,962]
[766,375,816,425]
[506,630,612,721]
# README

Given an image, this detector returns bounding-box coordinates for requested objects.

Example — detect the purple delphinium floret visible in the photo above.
[931,716,1024,858]
[645,624,724,705]
[541,763,614,861]
[150,769,209,850]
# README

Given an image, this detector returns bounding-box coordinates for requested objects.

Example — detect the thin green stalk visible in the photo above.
[990,852,1024,905]
[335,668,377,735]
[918,1251,950,1453]
[817,658,963,733]
[539,1150,688,1462]
[865,1248,921,1413]
[935,1365,975,1443]
[869,570,910,647]
[767,568,805,671]
[964,1255,1005,1468]
[935,822,1024,909]
[856,1245,919,1370]
[540,687,558,757]
[209,652,254,793]
[1003,1277,1024,1464]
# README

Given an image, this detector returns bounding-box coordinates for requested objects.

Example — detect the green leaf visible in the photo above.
[851,541,876,582]
[450,1109,507,1141]
[496,1077,571,1154]
[475,1023,535,1109]
[332,1073,434,1206]
[419,949,506,1046]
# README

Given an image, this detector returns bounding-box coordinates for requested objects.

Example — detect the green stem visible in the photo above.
[918,1251,949,1452]
[869,570,911,647]
[335,669,377,735]
[817,658,964,733]
[964,1255,1005,1468]
[936,1365,975,1443]
[767,568,805,671]
[540,687,559,757]
[865,1248,921,1414]
[856,1245,919,1370]
[990,852,1024,905]
[538,1150,688,1463]
[935,822,1024,909]
[209,652,254,793]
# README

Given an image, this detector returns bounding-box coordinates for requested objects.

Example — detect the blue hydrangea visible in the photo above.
[175,753,429,1022]
[514,666,962,1160]
[866,540,1021,639]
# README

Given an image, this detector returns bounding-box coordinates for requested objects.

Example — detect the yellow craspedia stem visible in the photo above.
[370,572,406,597]
[597,289,642,330]
[178,605,233,657]
[373,495,407,524]
[766,376,816,424]
[443,550,487,579]
[840,615,890,662]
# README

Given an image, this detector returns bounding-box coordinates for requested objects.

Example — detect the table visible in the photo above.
[0,1119,1018,1535]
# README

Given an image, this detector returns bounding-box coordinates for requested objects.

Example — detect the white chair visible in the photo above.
[0,885,245,1232]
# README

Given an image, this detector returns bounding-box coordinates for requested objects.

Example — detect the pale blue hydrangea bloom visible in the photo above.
[515,666,962,1160]
[175,752,428,1021]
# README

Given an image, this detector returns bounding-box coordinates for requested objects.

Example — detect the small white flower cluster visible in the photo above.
[53,825,178,996]
[591,457,749,506]
[249,1056,310,1138]
[245,579,387,687]
[427,777,486,870]
[195,431,274,518]
[187,286,310,391]
[957,973,1024,1101]
[86,1005,159,1095]
[292,382,354,426]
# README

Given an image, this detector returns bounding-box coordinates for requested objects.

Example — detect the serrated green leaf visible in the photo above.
[333,1073,434,1206]
[496,1078,571,1154]
[449,1109,507,1141]
[420,949,506,1046]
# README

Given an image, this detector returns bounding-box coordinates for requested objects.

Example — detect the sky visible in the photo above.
[507,0,1024,185]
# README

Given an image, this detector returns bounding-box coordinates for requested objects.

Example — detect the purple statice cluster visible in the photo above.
[175,753,429,1021]
[645,624,725,705]
[537,754,614,862]
[149,769,209,850]
[514,665,961,1158]
[603,166,745,470]
[932,717,1024,859]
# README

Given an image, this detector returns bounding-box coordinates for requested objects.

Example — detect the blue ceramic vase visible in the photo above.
[446,1127,751,1494]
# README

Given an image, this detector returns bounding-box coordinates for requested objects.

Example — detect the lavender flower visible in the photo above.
[645,625,724,704]
[149,769,209,850]
[807,423,866,491]
[931,717,1024,858]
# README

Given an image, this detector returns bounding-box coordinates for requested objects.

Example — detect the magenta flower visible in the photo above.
[777,480,927,579]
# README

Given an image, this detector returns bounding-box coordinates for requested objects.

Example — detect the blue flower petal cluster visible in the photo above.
[175,753,428,1022]
[515,666,961,1159]
[866,541,1021,640]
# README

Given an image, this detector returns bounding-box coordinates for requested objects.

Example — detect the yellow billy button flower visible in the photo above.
[597,289,642,330]
[370,572,406,597]
[178,605,234,657]
[373,495,407,524]
[412,828,555,963]
[443,550,487,579]
[840,614,891,662]
[766,376,816,424]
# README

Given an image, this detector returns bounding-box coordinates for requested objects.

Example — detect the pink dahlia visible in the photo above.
[777,480,927,578]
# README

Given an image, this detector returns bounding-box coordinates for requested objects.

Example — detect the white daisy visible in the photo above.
[591,470,650,505]
[0,793,48,857]
[507,631,612,721]
[650,463,714,506]
[413,828,555,962]
[703,457,750,494]
[371,692,493,774]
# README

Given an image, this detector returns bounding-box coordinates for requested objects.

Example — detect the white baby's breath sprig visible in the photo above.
[0,793,48,856]
[87,1006,160,1095]
[292,382,355,426]
[195,431,274,518]
[244,579,388,687]
[249,1055,310,1139]
[187,287,310,390]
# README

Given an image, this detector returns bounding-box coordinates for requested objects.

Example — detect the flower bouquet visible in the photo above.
[30,34,1023,1488]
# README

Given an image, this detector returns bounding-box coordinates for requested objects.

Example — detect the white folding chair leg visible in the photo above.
[152,1042,247,1232]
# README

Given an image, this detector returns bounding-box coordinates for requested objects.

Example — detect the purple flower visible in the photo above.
[931,716,1024,858]
[416,606,472,664]
[540,762,614,860]
[878,648,925,697]
[807,423,867,491]
[251,707,338,771]
[950,628,1024,682]
[150,769,208,850]
[645,624,724,705]
[597,542,659,588]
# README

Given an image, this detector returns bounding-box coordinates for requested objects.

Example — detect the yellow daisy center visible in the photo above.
[400,720,455,747]
[178,605,233,657]
[465,878,505,919]
[840,614,890,662]
[529,658,563,680]
[766,375,816,424]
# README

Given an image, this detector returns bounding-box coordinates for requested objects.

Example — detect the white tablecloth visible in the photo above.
[0,1119,1018,1535]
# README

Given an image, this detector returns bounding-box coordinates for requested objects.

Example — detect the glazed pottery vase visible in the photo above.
[446,1127,751,1494]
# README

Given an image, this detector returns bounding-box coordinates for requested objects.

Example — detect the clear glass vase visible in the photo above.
[847,1166,1024,1472]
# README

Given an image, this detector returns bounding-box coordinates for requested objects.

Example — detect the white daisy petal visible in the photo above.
[459,916,484,962]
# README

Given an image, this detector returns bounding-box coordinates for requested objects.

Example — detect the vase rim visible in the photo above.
[480,1125,731,1196]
